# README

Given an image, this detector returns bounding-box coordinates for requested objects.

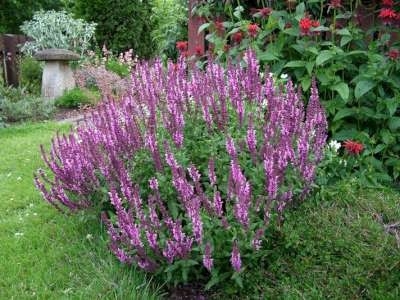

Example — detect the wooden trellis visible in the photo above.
[188,0,205,57]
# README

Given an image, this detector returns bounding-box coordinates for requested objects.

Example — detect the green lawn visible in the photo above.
[0,122,399,299]
[0,122,162,299]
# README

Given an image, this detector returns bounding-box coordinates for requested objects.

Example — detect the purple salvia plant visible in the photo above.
[35,49,327,277]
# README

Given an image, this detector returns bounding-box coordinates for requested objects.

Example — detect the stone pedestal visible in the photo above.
[34,49,80,101]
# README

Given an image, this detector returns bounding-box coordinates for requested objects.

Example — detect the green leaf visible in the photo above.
[302,77,311,91]
[306,46,319,55]
[386,99,398,116]
[333,108,354,121]
[336,28,351,36]
[295,2,305,17]
[258,52,279,61]
[283,27,299,36]
[284,60,306,68]
[388,117,400,131]
[340,36,352,47]
[198,23,210,34]
[316,50,335,66]
[354,80,375,99]
[306,61,315,75]
[381,129,394,145]
[332,128,358,140]
[373,144,386,154]
[331,82,350,101]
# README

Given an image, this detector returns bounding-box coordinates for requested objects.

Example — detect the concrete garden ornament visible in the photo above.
[34,49,79,100]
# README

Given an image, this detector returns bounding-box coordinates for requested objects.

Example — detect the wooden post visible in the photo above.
[188,0,205,57]
[0,34,30,87]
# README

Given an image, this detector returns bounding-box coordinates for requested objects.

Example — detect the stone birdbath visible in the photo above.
[34,48,80,101]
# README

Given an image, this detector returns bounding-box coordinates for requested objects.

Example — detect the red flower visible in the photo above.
[343,140,364,155]
[214,21,225,35]
[299,17,313,35]
[176,41,188,52]
[232,31,243,43]
[388,48,400,60]
[379,8,397,25]
[224,44,230,53]
[252,7,272,18]
[311,20,320,27]
[382,0,394,7]
[195,46,204,56]
[328,0,342,9]
[247,23,260,38]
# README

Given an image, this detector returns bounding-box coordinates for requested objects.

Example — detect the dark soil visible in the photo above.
[168,283,211,300]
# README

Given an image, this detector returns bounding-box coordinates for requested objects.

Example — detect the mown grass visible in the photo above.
[0,122,399,299]
[223,183,400,299]
[0,122,163,299]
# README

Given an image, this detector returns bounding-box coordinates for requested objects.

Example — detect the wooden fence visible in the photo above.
[0,34,31,87]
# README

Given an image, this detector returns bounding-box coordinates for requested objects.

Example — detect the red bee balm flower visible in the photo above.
[299,17,313,35]
[388,49,400,60]
[328,0,342,9]
[247,23,260,38]
[252,7,272,18]
[343,140,364,155]
[311,20,320,27]
[214,21,225,35]
[195,46,204,56]
[379,8,397,25]
[382,0,394,7]
[176,41,188,52]
[232,31,243,43]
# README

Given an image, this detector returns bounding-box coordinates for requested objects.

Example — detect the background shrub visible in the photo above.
[151,0,188,59]
[0,86,54,122]
[105,58,130,78]
[73,0,155,58]
[19,56,43,95]
[0,0,64,34]
[197,1,400,181]
[20,10,96,56]
[55,88,100,108]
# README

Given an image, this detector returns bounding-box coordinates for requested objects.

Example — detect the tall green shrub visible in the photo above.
[0,0,64,34]
[74,0,156,58]
[151,0,188,59]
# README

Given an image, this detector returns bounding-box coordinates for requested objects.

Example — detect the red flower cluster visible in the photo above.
[195,45,204,57]
[379,8,398,25]
[343,140,364,155]
[328,0,342,10]
[299,17,320,36]
[214,21,225,35]
[252,7,272,18]
[247,23,260,38]
[388,48,400,60]
[232,31,243,44]
[382,0,394,7]
[176,41,188,53]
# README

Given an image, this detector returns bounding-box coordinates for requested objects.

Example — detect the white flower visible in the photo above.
[86,234,93,241]
[328,140,341,152]
[280,73,288,79]
[14,232,24,237]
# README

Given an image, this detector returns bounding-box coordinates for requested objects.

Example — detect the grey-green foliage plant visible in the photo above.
[0,85,54,122]
[20,10,96,56]
[151,0,188,59]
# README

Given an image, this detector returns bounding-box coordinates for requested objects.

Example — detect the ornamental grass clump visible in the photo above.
[35,50,327,287]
